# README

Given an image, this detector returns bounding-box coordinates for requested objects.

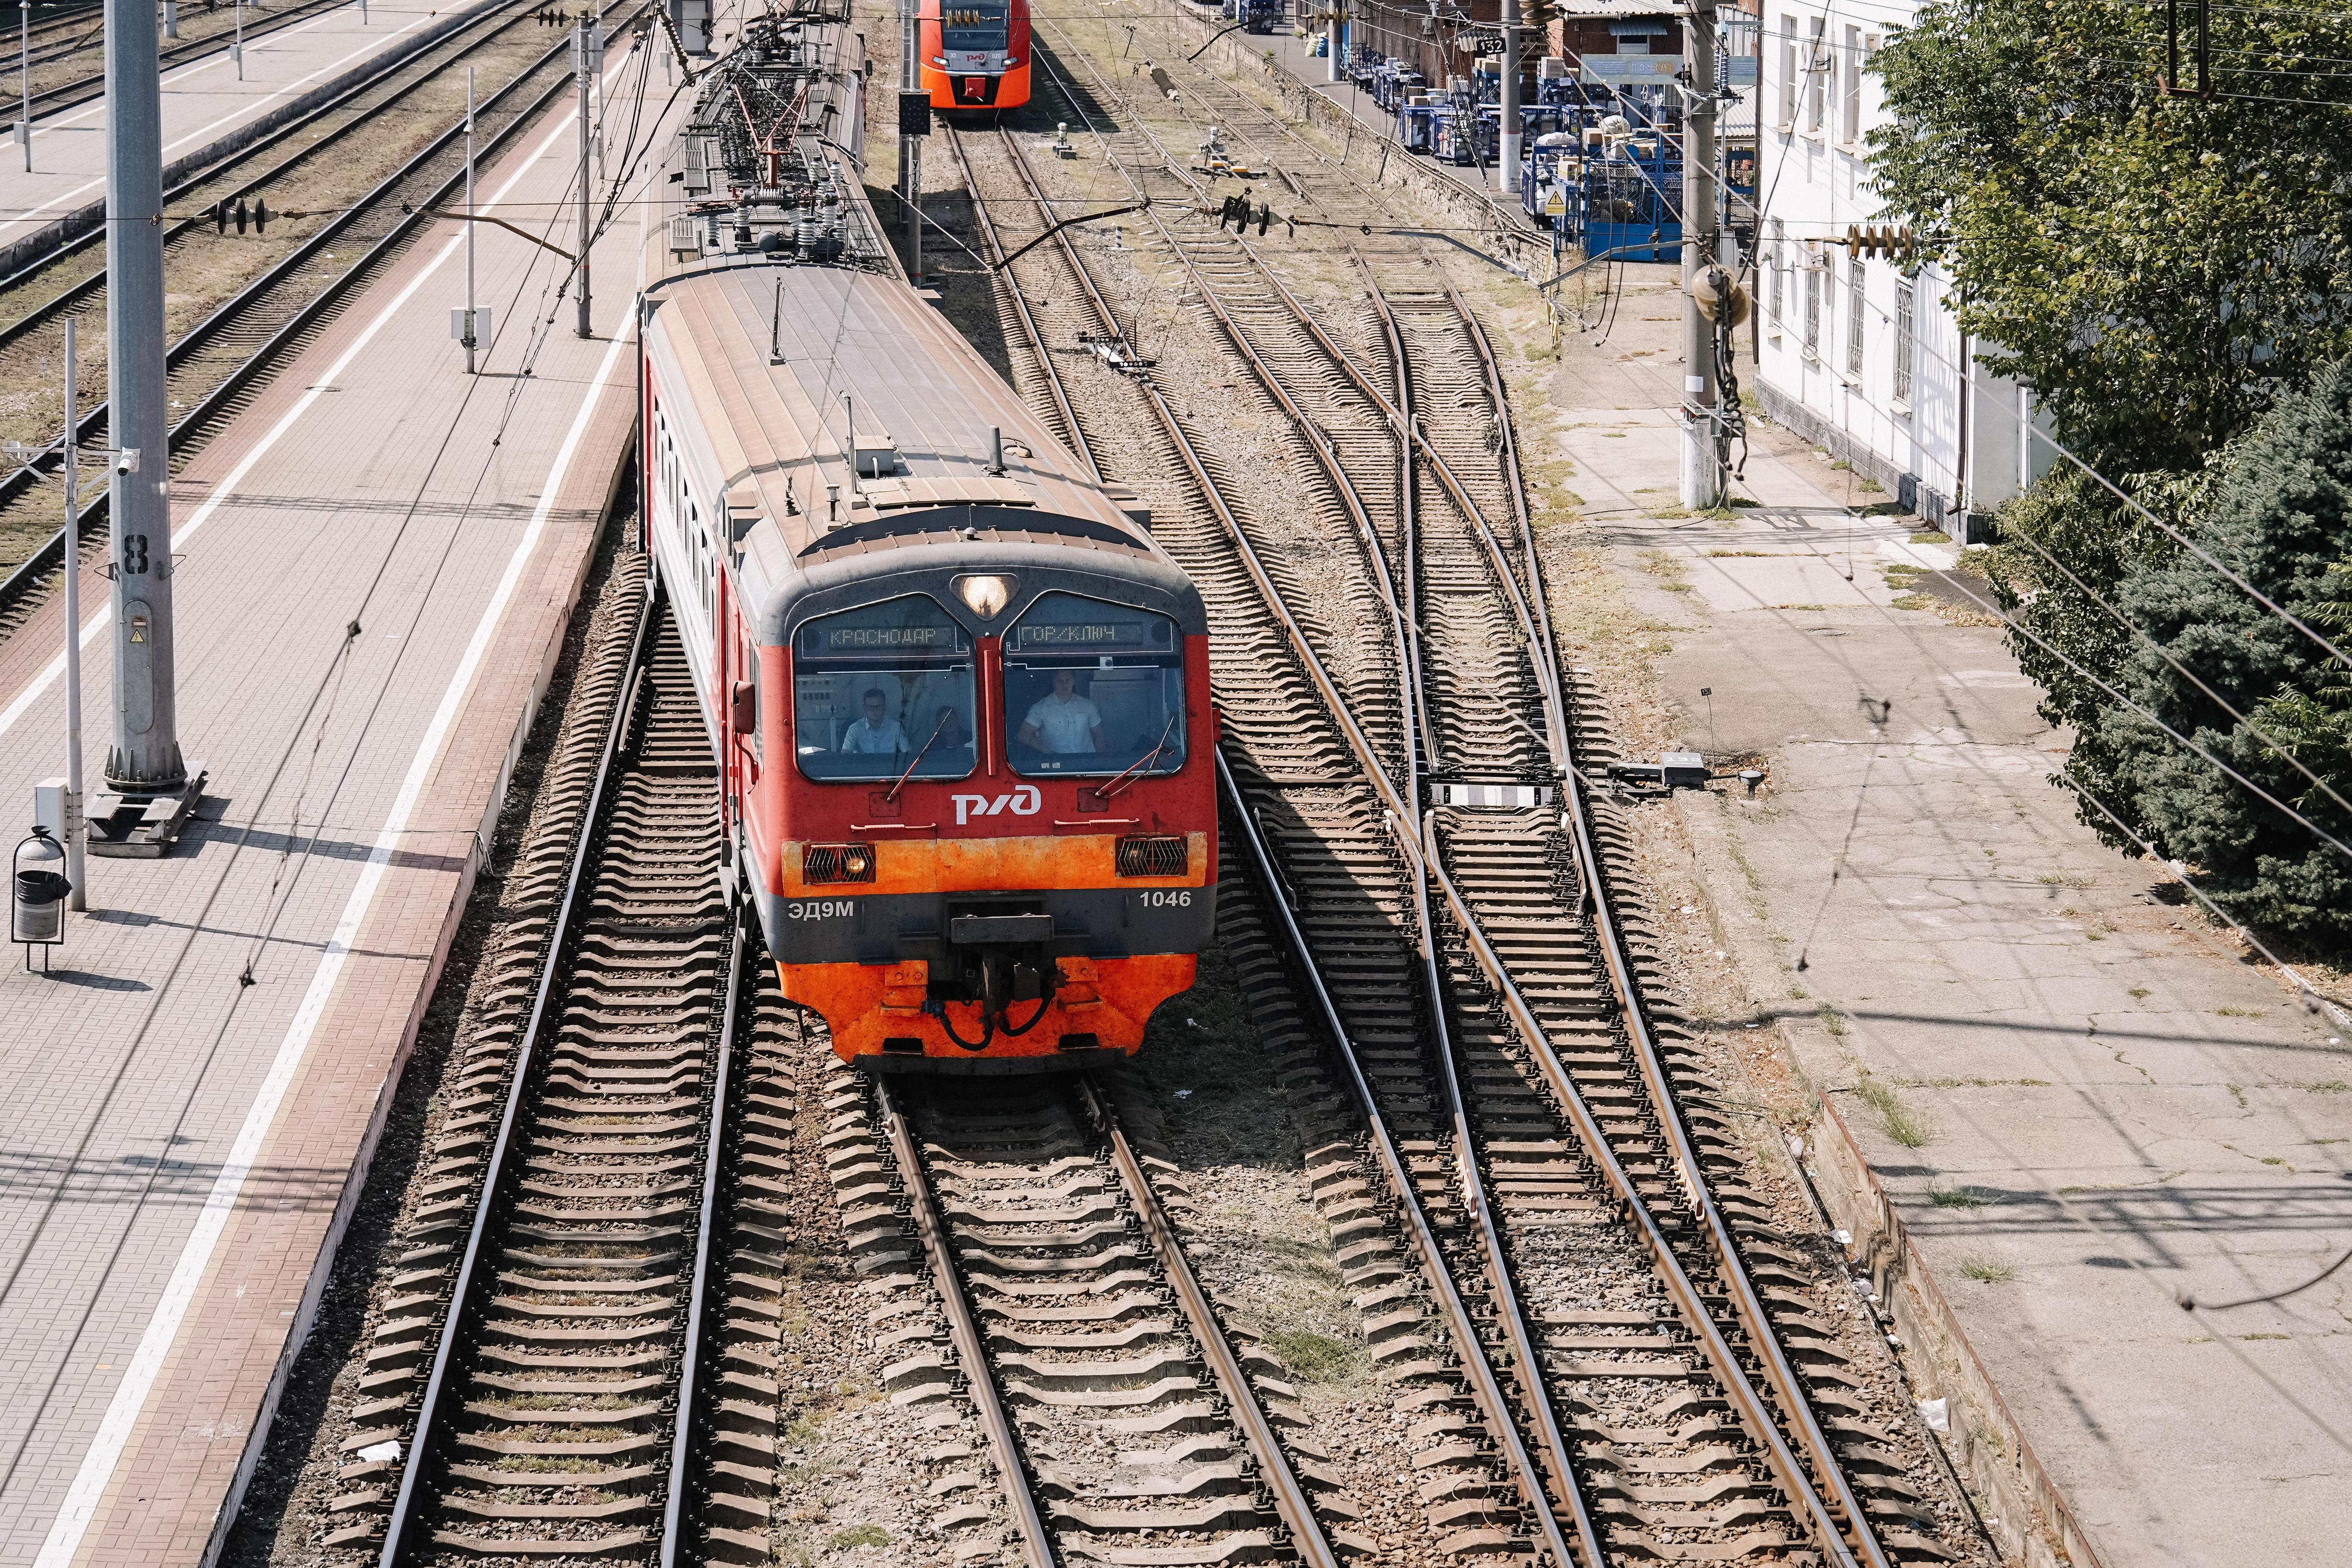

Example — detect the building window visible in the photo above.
[1841,25,1862,143]
[1804,254,1821,356]
[1894,279,1916,406]
[1847,258,1866,376]
[1779,16,1798,128]
[1769,219,1786,330]
[1806,17,1827,132]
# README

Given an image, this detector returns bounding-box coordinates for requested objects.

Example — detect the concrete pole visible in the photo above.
[575,16,594,338]
[62,318,84,909]
[464,66,477,373]
[1677,0,1721,509]
[233,0,243,80]
[104,0,184,793]
[1327,0,1341,82]
[1497,0,1520,193]
[163,0,176,38]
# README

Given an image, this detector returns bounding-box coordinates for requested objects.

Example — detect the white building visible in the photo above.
[1750,3,2048,540]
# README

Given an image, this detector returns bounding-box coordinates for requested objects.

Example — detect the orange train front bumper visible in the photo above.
[780,952,1197,1066]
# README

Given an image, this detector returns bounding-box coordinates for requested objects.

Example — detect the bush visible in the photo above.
[2084,360,2352,943]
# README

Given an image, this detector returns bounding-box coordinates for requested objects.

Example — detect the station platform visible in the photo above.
[0,21,689,1565]
[0,0,507,265]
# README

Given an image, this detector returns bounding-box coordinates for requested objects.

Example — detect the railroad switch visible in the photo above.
[1079,331,1154,376]
[1604,751,1712,793]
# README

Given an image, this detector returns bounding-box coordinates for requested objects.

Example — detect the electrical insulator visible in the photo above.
[1688,265,1751,328]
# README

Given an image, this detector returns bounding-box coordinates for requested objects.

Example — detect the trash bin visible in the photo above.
[14,827,70,956]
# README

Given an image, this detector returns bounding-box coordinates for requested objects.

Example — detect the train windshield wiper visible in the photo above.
[885,715,952,804]
[1099,715,1179,801]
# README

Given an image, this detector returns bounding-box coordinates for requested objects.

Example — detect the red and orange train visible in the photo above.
[640,8,1209,1072]
[916,0,1031,111]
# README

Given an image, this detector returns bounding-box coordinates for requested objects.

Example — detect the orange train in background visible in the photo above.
[918,0,1032,111]
[642,10,1210,1072]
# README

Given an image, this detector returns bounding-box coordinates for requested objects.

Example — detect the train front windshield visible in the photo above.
[940,2,1009,50]
[794,595,978,782]
[1003,592,1186,779]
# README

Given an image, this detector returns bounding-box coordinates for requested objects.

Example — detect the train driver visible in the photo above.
[931,703,973,752]
[1017,670,1105,755]
[840,688,907,754]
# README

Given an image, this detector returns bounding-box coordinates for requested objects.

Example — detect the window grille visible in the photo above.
[1804,257,1821,355]
[1770,220,1786,326]
[803,844,877,884]
[1894,280,1916,406]
[1847,259,1866,377]
[1115,835,1189,878]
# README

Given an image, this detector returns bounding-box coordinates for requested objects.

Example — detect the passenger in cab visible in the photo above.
[840,689,906,754]
[1018,670,1105,755]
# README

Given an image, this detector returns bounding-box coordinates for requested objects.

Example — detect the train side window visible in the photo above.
[791,595,978,783]
[1002,591,1185,780]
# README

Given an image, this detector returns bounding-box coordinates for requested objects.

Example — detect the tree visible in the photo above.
[2082,360,2352,943]
[1871,1,2352,474]
[1871,1,2352,939]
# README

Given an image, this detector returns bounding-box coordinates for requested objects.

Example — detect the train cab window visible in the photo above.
[1003,592,1186,780]
[940,1,1009,51]
[792,595,978,783]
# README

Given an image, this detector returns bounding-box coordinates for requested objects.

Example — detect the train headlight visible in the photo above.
[804,843,877,884]
[955,573,1016,620]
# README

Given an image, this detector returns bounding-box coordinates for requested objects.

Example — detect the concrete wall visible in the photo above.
[1749,0,2037,542]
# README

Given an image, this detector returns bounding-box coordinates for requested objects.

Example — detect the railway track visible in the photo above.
[0,0,546,364]
[828,1065,1359,1568]
[945,39,1986,1567]
[0,0,644,647]
[6,0,355,125]
[306,576,787,1563]
[0,0,105,77]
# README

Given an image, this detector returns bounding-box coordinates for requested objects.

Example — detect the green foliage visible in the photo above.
[1875,2,2352,943]
[2084,362,2352,940]
[1871,1,2352,471]
[1268,1328,1360,1383]
[824,1526,890,1552]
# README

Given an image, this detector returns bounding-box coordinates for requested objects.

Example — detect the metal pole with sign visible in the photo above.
[1498,0,1520,194]
[1678,0,1721,509]
[465,66,477,371]
[60,319,85,906]
[93,0,202,858]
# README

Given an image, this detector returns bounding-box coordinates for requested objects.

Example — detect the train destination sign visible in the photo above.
[821,624,961,650]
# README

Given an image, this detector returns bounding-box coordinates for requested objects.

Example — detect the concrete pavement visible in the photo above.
[1538,269,2352,1567]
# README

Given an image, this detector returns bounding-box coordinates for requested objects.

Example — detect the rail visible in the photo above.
[0,0,648,637]
[374,595,739,1567]
[967,51,1903,1564]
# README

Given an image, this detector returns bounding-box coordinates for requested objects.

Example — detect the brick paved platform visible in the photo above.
[0,0,509,264]
[0,19,695,1565]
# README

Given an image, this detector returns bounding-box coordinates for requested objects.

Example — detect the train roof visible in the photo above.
[644,263,1156,554]
[636,9,1191,644]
